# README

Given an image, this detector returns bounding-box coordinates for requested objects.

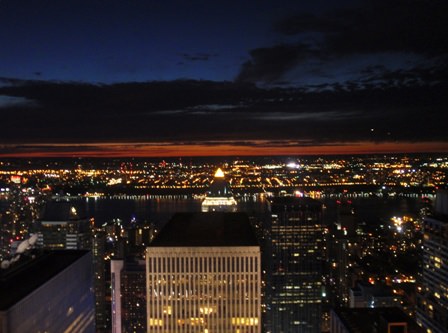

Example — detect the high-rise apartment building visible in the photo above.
[416,189,448,333]
[146,212,261,332]
[268,196,324,333]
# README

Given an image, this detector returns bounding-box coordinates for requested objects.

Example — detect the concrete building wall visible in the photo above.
[146,246,261,333]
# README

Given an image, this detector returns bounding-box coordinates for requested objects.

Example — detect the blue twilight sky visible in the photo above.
[0,0,297,83]
[1,0,437,86]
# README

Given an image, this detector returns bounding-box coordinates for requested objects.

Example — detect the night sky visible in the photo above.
[0,0,447,157]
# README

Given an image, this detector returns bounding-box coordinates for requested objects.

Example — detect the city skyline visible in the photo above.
[0,0,447,157]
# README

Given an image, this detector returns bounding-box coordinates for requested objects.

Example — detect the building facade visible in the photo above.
[111,258,147,333]
[0,250,94,333]
[416,190,448,332]
[36,200,92,250]
[146,212,261,333]
[268,196,324,333]
[202,168,237,212]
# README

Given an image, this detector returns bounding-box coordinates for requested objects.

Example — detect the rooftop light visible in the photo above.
[214,168,225,178]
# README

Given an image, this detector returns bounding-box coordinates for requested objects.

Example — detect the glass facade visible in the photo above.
[268,197,324,333]
[0,251,94,333]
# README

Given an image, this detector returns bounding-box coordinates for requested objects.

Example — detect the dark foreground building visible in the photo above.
[331,307,424,332]
[0,250,94,333]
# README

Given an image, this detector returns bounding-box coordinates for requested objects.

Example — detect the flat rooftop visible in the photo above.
[0,250,90,311]
[270,196,322,212]
[333,307,424,333]
[149,212,259,247]
[40,200,87,221]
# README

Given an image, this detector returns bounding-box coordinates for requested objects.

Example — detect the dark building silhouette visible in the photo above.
[331,307,424,332]
[0,250,94,333]
[267,196,324,333]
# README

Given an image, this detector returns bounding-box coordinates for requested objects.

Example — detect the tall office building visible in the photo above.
[416,189,448,333]
[268,196,324,333]
[36,200,92,250]
[93,231,111,332]
[146,212,261,332]
[202,168,237,212]
[0,250,94,333]
[111,258,147,333]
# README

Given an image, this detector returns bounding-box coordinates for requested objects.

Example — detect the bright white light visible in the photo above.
[294,190,304,197]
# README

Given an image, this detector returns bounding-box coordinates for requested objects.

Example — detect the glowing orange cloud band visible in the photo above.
[1,141,448,158]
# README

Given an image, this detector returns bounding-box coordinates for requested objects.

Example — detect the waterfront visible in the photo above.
[79,193,429,230]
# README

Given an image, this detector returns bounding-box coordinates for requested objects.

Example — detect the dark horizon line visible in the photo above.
[1,151,447,160]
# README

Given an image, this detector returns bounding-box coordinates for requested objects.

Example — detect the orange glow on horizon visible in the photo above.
[1,141,448,158]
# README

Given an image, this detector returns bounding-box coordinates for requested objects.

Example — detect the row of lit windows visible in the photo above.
[147,254,259,273]
[148,317,259,327]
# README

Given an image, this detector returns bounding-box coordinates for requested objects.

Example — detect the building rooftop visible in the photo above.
[40,200,87,221]
[206,168,233,198]
[269,196,322,212]
[332,307,424,333]
[0,250,90,311]
[149,212,258,247]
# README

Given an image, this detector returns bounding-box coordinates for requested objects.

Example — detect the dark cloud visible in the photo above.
[0,95,38,108]
[276,0,448,55]
[236,44,316,83]
[359,64,448,87]
[0,78,446,147]
[237,0,448,84]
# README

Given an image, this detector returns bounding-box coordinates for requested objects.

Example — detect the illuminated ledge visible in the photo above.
[202,196,237,206]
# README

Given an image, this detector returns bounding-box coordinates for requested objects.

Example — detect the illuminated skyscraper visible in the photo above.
[93,231,111,332]
[202,168,237,212]
[268,196,324,333]
[111,258,146,333]
[146,212,261,332]
[416,189,448,332]
[36,200,92,250]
